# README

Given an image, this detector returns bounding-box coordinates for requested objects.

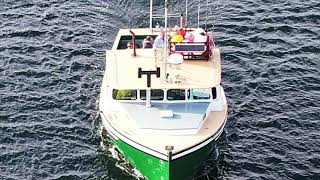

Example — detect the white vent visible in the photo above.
[160,110,174,118]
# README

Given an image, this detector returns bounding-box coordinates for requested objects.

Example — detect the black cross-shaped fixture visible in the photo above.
[138,67,161,87]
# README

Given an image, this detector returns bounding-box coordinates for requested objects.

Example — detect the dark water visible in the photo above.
[0,0,319,179]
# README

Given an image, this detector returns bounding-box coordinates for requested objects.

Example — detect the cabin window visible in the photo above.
[187,89,210,100]
[140,89,164,100]
[167,89,185,100]
[112,89,137,100]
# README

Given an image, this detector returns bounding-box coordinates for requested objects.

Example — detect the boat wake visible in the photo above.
[98,124,144,180]
[109,145,144,180]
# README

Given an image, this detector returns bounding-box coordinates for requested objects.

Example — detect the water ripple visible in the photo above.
[0,0,319,179]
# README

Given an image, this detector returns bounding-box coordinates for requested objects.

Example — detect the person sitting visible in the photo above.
[142,36,154,48]
[126,41,139,49]
[153,31,169,48]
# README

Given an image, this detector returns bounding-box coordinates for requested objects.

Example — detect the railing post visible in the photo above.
[146,88,151,108]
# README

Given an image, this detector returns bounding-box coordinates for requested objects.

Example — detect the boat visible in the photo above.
[99,0,228,179]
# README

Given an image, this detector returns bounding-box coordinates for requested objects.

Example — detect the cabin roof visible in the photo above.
[106,28,221,89]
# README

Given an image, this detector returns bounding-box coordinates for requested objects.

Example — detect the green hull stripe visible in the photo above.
[114,138,169,180]
[113,137,213,180]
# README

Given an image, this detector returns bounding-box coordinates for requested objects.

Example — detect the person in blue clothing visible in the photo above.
[153,31,169,48]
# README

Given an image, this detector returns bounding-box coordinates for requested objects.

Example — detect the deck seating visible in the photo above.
[170,42,209,60]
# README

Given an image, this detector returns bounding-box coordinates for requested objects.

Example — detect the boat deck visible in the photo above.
[121,102,210,134]
[105,28,221,90]
[101,103,227,155]
[106,48,221,89]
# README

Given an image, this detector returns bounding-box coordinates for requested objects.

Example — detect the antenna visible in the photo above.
[149,0,153,30]
[164,0,168,81]
[197,0,201,28]
[185,0,188,27]
[205,0,208,31]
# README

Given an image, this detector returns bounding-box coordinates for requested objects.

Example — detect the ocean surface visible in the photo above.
[0,0,319,179]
